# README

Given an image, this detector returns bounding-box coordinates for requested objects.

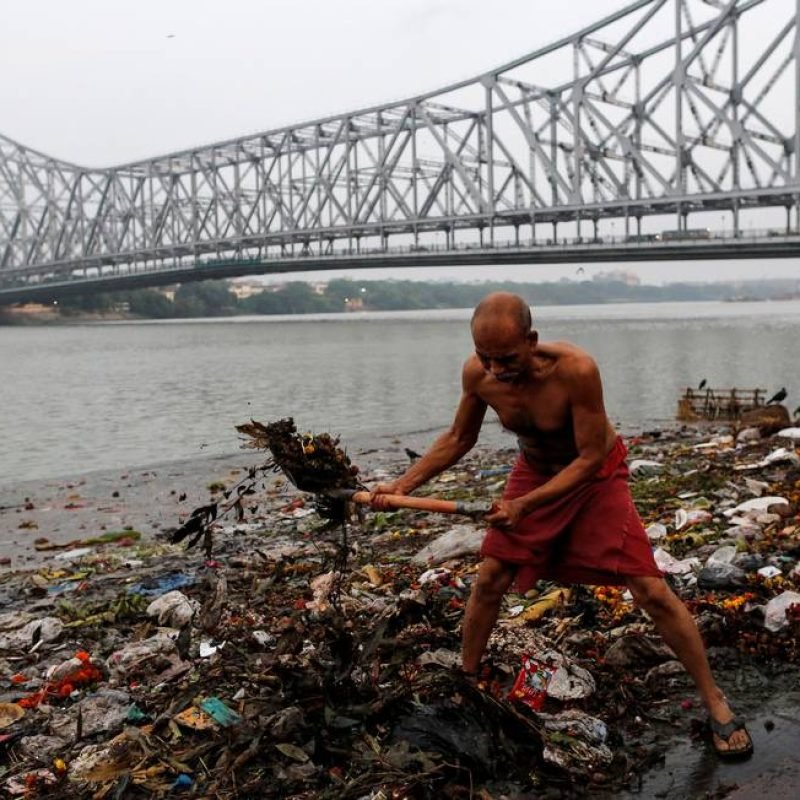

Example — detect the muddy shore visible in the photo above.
[0,427,472,572]
[1,423,799,798]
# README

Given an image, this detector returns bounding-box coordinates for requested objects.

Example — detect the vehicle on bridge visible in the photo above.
[661,228,712,241]
[625,233,662,243]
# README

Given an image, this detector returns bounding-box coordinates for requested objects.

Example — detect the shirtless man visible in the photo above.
[372,292,752,759]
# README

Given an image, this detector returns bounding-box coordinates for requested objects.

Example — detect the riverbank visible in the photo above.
[0,428,449,571]
[3,276,799,327]
[1,424,799,798]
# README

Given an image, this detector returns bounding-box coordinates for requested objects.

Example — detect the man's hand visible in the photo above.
[484,498,526,530]
[369,481,409,510]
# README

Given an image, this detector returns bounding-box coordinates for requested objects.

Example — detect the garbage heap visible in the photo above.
[1,422,800,799]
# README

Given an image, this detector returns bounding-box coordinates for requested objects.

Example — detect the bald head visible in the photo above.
[470,293,536,383]
[471,292,532,338]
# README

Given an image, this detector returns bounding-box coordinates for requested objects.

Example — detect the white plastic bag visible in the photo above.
[763,591,800,632]
[412,525,484,565]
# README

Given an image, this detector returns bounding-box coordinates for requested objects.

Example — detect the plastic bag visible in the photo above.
[412,525,484,565]
[764,591,800,632]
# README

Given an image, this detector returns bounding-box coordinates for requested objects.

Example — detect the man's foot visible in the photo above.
[458,667,480,685]
[708,714,754,760]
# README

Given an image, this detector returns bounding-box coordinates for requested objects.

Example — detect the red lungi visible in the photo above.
[480,437,662,592]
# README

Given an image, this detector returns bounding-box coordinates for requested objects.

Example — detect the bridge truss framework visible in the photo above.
[2,0,800,300]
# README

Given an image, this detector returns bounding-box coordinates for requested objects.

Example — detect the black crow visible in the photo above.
[698,378,707,390]
[767,387,787,405]
[404,447,422,461]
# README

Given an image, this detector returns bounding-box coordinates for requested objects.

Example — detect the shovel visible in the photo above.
[282,467,493,519]
[239,418,494,520]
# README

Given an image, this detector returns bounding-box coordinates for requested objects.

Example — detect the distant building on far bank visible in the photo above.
[229,280,266,300]
[592,270,641,286]
[154,285,179,301]
[2,302,58,318]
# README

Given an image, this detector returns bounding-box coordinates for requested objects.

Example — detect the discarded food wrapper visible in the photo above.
[174,706,216,730]
[653,548,701,576]
[757,565,782,579]
[127,571,196,597]
[735,447,800,470]
[0,703,25,730]
[645,522,668,542]
[412,524,485,565]
[706,546,737,566]
[476,465,512,478]
[199,640,225,658]
[146,590,198,628]
[508,654,556,711]
[418,567,454,586]
[3,769,58,796]
[53,547,94,561]
[674,507,711,530]
[724,496,789,518]
[0,617,64,651]
[199,696,242,727]
[629,459,664,476]
[763,591,800,632]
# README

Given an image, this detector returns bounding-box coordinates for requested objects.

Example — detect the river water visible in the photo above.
[2,299,799,487]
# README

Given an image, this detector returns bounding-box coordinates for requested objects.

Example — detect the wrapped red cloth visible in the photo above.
[481,437,662,592]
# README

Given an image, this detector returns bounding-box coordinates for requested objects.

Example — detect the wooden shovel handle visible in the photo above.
[349,491,492,517]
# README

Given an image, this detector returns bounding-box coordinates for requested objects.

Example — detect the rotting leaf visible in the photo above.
[275,742,310,762]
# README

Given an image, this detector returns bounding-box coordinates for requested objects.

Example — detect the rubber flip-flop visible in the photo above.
[709,715,754,760]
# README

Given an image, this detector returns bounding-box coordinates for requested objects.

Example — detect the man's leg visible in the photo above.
[462,556,516,673]
[626,575,752,755]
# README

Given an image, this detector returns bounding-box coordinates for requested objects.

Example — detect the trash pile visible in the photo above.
[1,420,799,798]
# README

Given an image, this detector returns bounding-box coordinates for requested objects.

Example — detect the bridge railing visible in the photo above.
[5,225,800,292]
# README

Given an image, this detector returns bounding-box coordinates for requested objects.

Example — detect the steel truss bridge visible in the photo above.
[3,0,800,304]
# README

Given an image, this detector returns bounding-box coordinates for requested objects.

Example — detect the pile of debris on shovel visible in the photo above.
[1,420,800,799]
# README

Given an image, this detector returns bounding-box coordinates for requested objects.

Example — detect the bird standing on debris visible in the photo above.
[767,387,787,405]
[698,378,707,390]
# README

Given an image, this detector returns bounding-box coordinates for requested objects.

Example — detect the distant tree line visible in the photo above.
[14,276,800,320]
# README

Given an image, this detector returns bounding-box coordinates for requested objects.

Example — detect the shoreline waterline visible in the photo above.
[3,299,799,485]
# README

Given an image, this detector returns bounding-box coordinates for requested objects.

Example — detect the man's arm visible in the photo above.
[485,355,610,527]
[373,360,488,498]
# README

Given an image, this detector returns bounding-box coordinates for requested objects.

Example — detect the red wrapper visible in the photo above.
[507,654,556,711]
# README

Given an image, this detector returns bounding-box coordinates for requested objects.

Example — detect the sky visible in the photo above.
[2,0,799,285]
